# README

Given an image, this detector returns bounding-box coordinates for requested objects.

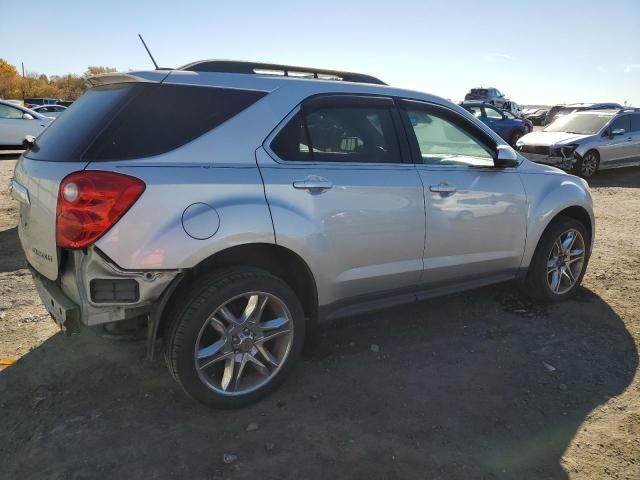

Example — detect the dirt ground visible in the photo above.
[0,154,638,480]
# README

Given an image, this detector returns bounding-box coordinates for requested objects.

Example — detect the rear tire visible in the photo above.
[574,150,599,178]
[509,129,525,147]
[164,268,305,408]
[524,216,590,303]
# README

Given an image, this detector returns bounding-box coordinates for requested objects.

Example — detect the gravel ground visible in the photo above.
[0,155,638,480]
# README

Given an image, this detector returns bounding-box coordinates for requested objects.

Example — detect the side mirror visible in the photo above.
[611,128,625,137]
[22,113,34,120]
[22,135,36,149]
[495,145,519,168]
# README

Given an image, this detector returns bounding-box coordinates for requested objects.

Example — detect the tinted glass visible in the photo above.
[26,84,266,162]
[26,84,140,161]
[272,104,401,163]
[630,114,640,132]
[270,112,310,161]
[0,104,22,119]
[608,115,630,133]
[406,108,494,167]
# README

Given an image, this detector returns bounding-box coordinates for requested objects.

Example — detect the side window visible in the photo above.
[405,107,494,167]
[484,106,503,119]
[630,114,640,133]
[28,84,267,162]
[466,106,482,118]
[609,116,630,133]
[0,105,23,119]
[271,101,402,163]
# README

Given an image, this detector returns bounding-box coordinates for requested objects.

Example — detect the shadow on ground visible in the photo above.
[0,226,27,273]
[588,165,640,188]
[0,284,635,480]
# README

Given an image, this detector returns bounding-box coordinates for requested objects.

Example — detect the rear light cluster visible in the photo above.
[56,171,145,248]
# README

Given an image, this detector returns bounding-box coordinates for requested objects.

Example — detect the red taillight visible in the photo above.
[56,171,146,248]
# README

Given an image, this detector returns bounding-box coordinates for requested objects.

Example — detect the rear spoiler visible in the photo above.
[86,70,172,88]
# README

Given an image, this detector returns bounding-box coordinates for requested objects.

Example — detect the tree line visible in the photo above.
[0,59,117,101]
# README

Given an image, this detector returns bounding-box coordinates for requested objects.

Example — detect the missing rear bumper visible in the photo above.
[30,268,82,335]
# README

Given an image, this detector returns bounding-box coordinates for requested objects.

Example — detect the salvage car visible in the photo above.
[0,99,53,148]
[31,104,67,118]
[10,61,595,408]
[463,87,508,108]
[517,108,640,178]
[461,102,532,145]
[525,108,549,126]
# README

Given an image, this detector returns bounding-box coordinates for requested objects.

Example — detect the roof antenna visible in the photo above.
[138,33,159,69]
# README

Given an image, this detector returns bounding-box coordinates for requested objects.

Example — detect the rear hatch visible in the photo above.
[12,72,167,280]
[465,88,489,100]
[13,70,268,280]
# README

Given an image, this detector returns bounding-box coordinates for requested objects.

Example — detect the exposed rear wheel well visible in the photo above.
[158,244,318,339]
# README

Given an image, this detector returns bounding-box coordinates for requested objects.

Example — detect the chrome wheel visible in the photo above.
[546,229,586,295]
[194,292,294,396]
[580,152,598,178]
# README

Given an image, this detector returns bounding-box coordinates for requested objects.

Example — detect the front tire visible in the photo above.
[574,150,599,178]
[164,268,305,408]
[525,216,590,303]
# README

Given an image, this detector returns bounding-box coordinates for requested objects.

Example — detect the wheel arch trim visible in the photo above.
[521,180,595,268]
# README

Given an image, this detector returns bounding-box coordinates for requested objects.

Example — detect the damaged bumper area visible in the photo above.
[519,145,578,171]
[31,247,179,333]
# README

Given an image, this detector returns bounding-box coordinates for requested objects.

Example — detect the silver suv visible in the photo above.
[10,61,595,408]
[517,109,640,178]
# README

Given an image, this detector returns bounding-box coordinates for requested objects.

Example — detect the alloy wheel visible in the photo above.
[581,152,598,177]
[546,229,586,295]
[194,292,294,395]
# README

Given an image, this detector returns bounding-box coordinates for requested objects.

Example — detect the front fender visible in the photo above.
[520,170,594,268]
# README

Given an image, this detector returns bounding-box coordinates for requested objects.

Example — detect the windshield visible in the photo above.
[544,113,613,134]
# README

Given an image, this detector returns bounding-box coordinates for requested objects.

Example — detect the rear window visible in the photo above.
[26,83,266,162]
[470,89,488,95]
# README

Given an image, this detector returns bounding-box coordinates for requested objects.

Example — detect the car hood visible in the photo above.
[518,131,594,147]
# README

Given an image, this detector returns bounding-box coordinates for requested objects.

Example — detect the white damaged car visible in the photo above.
[517,108,640,178]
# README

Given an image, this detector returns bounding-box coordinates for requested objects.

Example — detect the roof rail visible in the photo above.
[178,60,387,86]
[618,107,639,113]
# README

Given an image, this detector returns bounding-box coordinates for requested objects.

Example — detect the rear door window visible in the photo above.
[609,115,630,133]
[629,114,640,132]
[26,83,266,162]
[271,98,403,164]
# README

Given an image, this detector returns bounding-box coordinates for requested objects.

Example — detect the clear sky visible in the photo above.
[2,0,639,105]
